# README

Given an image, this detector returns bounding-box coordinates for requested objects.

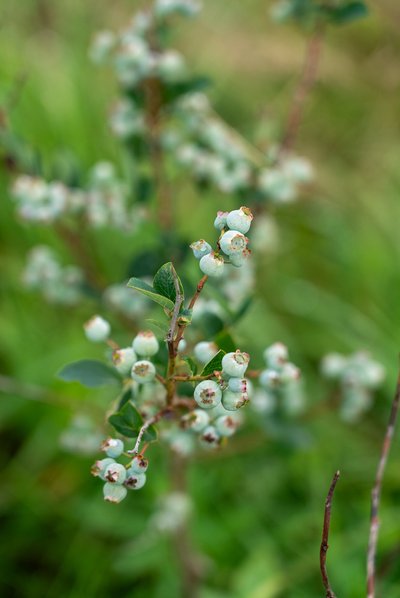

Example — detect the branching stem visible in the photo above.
[320,470,340,598]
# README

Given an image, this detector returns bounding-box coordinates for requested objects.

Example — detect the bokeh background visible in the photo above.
[1,1,400,596]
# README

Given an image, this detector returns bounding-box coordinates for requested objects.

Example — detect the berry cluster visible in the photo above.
[91,438,149,503]
[191,206,253,277]
[321,351,385,421]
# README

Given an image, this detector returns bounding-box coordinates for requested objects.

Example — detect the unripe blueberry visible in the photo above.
[182,409,210,432]
[320,353,347,379]
[362,362,385,389]
[229,248,251,268]
[263,342,288,370]
[199,425,220,449]
[190,239,212,260]
[124,471,147,490]
[226,206,253,234]
[132,330,159,357]
[103,482,128,503]
[131,360,156,384]
[101,437,125,458]
[194,341,218,364]
[84,315,111,342]
[215,414,240,437]
[91,457,115,479]
[177,339,187,352]
[104,462,127,484]
[194,380,222,409]
[280,362,301,384]
[112,347,137,376]
[221,350,250,378]
[228,377,247,393]
[129,455,148,474]
[221,389,248,411]
[214,210,228,230]
[199,252,224,277]
[259,368,281,389]
[219,230,248,256]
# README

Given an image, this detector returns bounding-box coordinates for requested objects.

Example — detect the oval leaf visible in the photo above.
[153,262,184,304]
[127,277,175,311]
[58,360,121,388]
[200,350,226,377]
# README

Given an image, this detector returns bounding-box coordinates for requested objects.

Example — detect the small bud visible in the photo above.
[190,239,212,260]
[199,252,224,277]
[84,315,111,342]
[103,482,128,503]
[194,380,222,409]
[221,350,250,378]
[101,438,125,458]
[132,331,159,357]
[131,360,156,384]
[226,206,253,234]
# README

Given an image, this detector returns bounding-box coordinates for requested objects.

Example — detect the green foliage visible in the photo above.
[58,360,121,388]
[200,350,226,377]
[127,277,175,311]
[108,402,143,438]
[152,262,184,305]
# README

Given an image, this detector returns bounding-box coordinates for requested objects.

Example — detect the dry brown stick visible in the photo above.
[366,371,400,598]
[320,470,340,598]
[280,24,325,156]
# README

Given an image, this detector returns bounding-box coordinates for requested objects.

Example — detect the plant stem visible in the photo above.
[367,370,400,598]
[175,275,208,348]
[320,470,340,598]
[280,24,325,156]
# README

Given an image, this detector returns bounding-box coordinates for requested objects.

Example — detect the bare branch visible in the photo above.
[320,470,340,598]
[167,265,184,348]
[128,409,170,455]
[367,370,400,598]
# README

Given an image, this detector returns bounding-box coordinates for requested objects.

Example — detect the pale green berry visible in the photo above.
[190,239,212,259]
[194,341,218,364]
[222,389,248,411]
[156,50,186,82]
[219,230,248,256]
[321,353,347,379]
[103,482,128,503]
[128,455,148,474]
[226,206,253,234]
[199,425,220,449]
[251,388,276,414]
[177,339,187,352]
[125,471,147,490]
[229,248,251,268]
[101,437,125,458]
[263,342,288,370]
[362,362,385,389]
[84,315,111,342]
[280,362,301,384]
[199,252,224,277]
[132,331,159,357]
[104,462,127,484]
[259,368,281,389]
[228,377,247,393]
[194,380,222,409]
[215,414,241,437]
[182,409,210,432]
[112,347,137,376]
[221,350,250,378]
[91,457,115,479]
[214,210,228,230]
[131,360,156,384]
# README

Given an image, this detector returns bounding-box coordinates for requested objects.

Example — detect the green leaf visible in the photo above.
[214,330,236,354]
[146,318,170,335]
[108,402,143,438]
[330,1,368,24]
[183,356,198,376]
[58,360,121,388]
[143,425,158,442]
[200,350,226,377]
[118,386,135,410]
[153,262,184,304]
[127,277,175,311]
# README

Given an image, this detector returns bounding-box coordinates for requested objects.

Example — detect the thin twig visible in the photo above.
[320,470,340,598]
[367,370,400,598]
[175,275,208,347]
[280,24,325,156]
[172,373,215,382]
[167,266,184,348]
[128,409,170,455]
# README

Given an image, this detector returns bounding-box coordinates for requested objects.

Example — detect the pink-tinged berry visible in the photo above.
[194,380,222,409]
[84,315,111,342]
[132,330,159,357]
[91,458,115,479]
[199,252,224,277]
[226,206,253,234]
[228,377,247,393]
[214,210,228,230]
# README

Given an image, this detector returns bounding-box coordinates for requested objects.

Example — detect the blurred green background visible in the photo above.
[1,1,400,596]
